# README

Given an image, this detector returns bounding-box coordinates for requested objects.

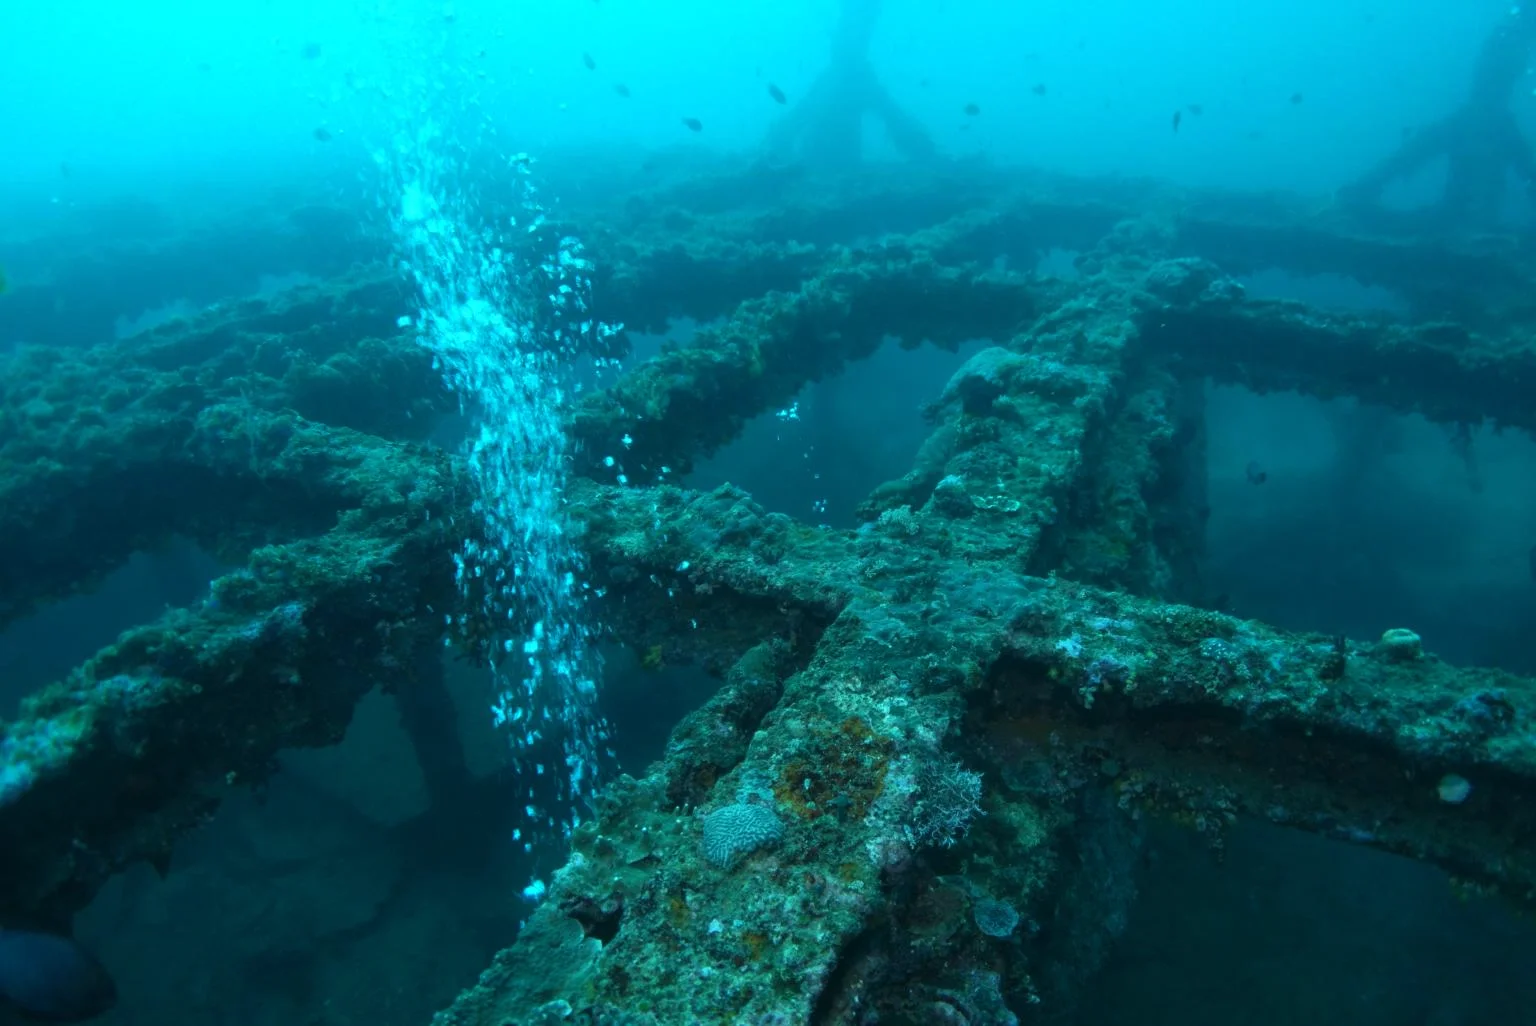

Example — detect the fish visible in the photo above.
[613,83,630,98]
[1437,773,1472,804]
[1186,103,1203,115]
[1289,91,1303,104]
[1172,110,1181,132]
[1245,461,1267,485]
[682,117,703,132]
[767,83,786,104]
[1030,83,1047,96]
[0,929,116,1022]
[300,42,322,60]
[963,102,980,116]
[312,126,333,142]
[582,52,596,71]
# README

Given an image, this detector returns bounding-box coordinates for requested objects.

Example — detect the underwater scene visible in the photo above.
[4,1,1536,1023]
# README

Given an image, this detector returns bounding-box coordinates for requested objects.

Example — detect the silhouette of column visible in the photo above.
[1341,8,1536,228]
[764,0,935,168]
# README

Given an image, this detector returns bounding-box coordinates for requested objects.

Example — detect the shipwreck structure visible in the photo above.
[1,158,1534,1024]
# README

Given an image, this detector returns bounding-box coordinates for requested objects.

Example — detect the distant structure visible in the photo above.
[762,0,935,167]
[1340,7,1536,230]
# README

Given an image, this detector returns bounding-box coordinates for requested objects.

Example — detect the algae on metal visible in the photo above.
[1,158,1534,1023]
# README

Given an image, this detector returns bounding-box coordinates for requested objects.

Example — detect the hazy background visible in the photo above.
[3,3,1536,1024]
[4,0,1535,753]
[0,0,1519,202]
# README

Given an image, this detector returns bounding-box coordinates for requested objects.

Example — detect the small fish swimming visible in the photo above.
[582,52,596,71]
[1245,460,1267,485]
[682,117,703,132]
[300,42,322,60]
[1172,110,1182,132]
[767,82,786,104]
[0,929,116,1022]
[613,83,630,98]
[1289,91,1303,104]
[1186,103,1203,116]
[963,102,980,116]
[1030,82,1047,96]
[312,126,333,142]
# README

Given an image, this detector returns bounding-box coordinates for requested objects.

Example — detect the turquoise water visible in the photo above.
[3,3,1536,1025]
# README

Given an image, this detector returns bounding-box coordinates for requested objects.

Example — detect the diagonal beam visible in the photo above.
[1138,279,1536,433]
[571,254,1045,476]
[6,176,1536,999]
[0,457,461,920]
[435,479,1536,1025]
[8,220,1523,629]
[594,161,1536,315]
[578,480,1536,891]
[860,258,1209,599]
